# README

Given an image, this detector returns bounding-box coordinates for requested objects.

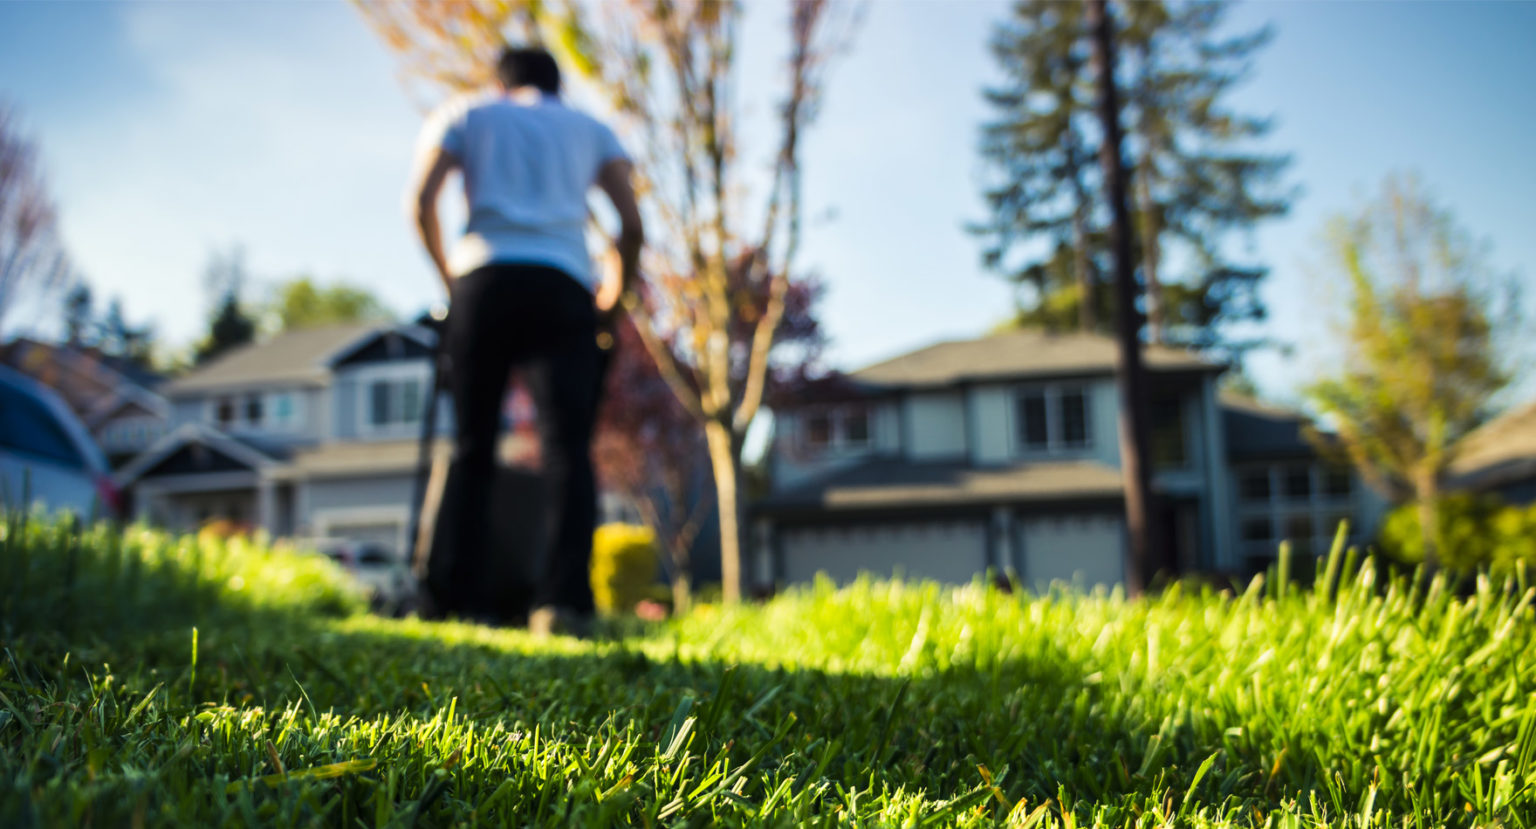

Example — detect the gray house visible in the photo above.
[117,322,536,555]
[1448,401,1536,505]
[754,330,1388,592]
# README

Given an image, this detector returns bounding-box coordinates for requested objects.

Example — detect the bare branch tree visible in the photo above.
[355,0,854,601]
[0,103,71,330]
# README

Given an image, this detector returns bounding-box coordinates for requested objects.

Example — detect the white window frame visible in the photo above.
[1013,383,1093,456]
[266,390,305,433]
[1234,462,1357,565]
[800,404,874,454]
[201,389,305,435]
[1150,396,1193,471]
[351,362,431,439]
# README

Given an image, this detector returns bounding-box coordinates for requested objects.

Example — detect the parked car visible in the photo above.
[0,365,119,520]
[296,537,413,608]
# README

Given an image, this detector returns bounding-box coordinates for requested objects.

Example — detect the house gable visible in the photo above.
[328,327,435,369]
[141,442,257,477]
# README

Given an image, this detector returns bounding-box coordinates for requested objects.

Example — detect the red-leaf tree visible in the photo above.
[354,0,853,601]
[593,317,710,613]
[594,273,825,611]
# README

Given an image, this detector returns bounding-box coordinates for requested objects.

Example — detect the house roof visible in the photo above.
[759,458,1125,514]
[163,324,380,395]
[1449,401,1536,491]
[852,330,1222,390]
[1,337,166,420]
[115,423,287,485]
[1220,392,1319,460]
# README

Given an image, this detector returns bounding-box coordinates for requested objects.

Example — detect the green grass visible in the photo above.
[2,513,1534,827]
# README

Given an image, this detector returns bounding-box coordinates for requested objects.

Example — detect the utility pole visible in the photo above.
[1087,0,1158,596]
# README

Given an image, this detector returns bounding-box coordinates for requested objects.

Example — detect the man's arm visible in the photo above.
[594,158,644,317]
[410,146,459,296]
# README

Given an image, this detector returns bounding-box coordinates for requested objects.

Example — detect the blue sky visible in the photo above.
[0,0,1531,405]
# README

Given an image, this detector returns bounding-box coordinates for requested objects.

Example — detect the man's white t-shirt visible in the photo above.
[415,90,628,290]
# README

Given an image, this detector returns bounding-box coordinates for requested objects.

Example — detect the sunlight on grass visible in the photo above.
[2,513,1533,826]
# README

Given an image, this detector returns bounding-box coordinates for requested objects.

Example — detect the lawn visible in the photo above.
[2,515,1533,827]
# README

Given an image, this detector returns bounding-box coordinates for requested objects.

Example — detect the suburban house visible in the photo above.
[753,329,1388,592]
[1447,401,1536,505]
[0,337,171,468]
[114,321,534,556]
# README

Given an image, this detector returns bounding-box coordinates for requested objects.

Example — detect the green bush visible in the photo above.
[1,510,365,638]
[589,523,659,614]
[1377,492,1536,572]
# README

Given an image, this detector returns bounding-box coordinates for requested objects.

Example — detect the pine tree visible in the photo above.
[194,247,256,365]
[976,0,1290,359]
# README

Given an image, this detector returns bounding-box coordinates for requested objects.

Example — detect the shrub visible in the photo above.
[1376,492,1536,573]
[590,523,659,614]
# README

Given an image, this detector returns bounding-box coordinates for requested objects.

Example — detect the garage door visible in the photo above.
[1018,513,1124,592]
[780,520,988,586]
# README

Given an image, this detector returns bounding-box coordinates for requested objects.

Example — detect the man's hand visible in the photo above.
[595,158,643,324]
[409,145,459,296]
[594,246,625,322]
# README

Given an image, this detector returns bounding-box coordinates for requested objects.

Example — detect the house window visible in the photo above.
[1061,390,1089,448]
[1323,467,1352,499]
[1019,391,1049,449]
[805,413,832,448]
[1239,469,1271,503]
[1015,385,1092,453]
[215,397,235,427]
[366,378,424,429]
[370,381,390,426]
[271,393,296,428]
[245,394,264,426]
[843,408,871,448]
[1151,398,1188,468]
[803,406,871,452]
[1237,462,1361,569]
[1283,466,1312,501]
[1284,513,1315,557]
[1240,516,1272,544]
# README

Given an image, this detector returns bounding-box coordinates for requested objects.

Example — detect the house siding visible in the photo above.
[969,385,1013,465]
[172,398,204,429]
[333,376,359,441]
[1088,380,1121,468]
[906,390,967,460]
[306,475,415,515]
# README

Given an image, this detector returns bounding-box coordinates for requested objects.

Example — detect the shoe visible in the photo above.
[527,605,593,639]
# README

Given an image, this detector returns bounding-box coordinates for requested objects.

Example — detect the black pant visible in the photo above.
[438,263,601,616]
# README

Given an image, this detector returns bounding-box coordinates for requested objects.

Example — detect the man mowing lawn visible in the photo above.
[407,46,645,636]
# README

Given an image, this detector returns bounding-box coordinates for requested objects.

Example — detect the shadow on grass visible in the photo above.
[1,522,1465,826]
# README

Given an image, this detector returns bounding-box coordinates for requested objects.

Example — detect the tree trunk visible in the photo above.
[704,418,744,602]
[1088,0,1159,597]
[1136,157,1164,345]
[1066,130,1097,332]
[671,567,693,615]
[1072,205,1095,332]
[1415,471,1441,571]
[1133,45,1164,346]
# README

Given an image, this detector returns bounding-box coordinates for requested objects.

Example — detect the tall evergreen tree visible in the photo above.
[976,0,1291,358]
[194,247,256,365]
[100,297,157,372]
[62,283,95,346]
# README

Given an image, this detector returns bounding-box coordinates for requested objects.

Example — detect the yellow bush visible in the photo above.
[590,523,659,615]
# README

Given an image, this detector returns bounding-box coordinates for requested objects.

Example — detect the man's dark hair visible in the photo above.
[497,47,561,94]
